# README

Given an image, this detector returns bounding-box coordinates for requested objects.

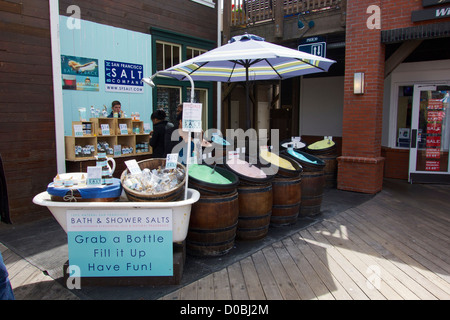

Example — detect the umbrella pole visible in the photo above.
[245,68,251,130]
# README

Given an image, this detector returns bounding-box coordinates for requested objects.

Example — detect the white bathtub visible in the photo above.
[33,188,200,243]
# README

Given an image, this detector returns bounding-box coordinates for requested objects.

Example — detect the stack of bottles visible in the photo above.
[96,148,113,185]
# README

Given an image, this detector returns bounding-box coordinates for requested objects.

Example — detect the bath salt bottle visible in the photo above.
[97,147,113,185]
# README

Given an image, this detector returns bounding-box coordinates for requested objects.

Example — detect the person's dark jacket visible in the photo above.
[149,120,168,158]
[164,122,177,156]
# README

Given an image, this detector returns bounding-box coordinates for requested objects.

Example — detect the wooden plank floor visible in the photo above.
[0,242,79,300]
[1,180,449,300]
[160,182,450,300]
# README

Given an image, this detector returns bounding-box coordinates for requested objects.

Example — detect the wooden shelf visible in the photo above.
[65,118,152,161]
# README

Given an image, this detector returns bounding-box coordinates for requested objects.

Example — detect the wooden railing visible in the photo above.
[230,0,342,27]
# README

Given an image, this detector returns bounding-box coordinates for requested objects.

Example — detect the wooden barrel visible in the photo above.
[306,140,338,188]
[271,175,302,226]
[188,164,239,196]
[236,182,273,240]
[186,190,239,256]
[316,153,337,188]
[300,170,325,216]
[223,156,275,241]
[282,150,325,217]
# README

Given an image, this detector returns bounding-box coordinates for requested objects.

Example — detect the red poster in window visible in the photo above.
[427,99,444,110]
[425,161,440,171]
[427,111,445,122]
[426,136,441,147]
[426,148,441,159]
[427,123,442,134]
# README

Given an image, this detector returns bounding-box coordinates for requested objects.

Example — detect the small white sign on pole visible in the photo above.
[182,103,202,133]
[181,102,202,200]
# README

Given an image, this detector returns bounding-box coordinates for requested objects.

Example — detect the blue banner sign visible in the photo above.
[105,60,144,93]
[67,209,173,277]
[298,42,327,58]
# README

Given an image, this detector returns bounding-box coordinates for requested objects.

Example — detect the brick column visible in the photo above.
[337,0,385,194]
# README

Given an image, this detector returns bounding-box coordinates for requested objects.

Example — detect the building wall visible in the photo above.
[338,0,385,194]
[338,0,450,193]
[0,0,217,224]
[58,0,218,42]
[0,0,55,223]
[300,76,344,138]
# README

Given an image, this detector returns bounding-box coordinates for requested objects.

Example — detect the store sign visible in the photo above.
[427,123,442,134]
[427,110,445,122]
[427,99,444,110]
[426,136,441,147]
[426,160,440,171]
[298,37,327,58]
[424,97,445,171]
[67,209,173,277]
[105,60,144,93]
[426,149,441,159]
[412,5,450,22]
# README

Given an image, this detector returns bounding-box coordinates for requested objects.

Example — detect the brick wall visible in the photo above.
[338,0,385,193]
[339,0,450,193]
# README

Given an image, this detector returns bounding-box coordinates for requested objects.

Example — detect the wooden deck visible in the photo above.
[160,181,450,300]
[1,179,449,300]
[0,242,79,300]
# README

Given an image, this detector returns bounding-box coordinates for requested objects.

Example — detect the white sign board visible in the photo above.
[182,103,202,132]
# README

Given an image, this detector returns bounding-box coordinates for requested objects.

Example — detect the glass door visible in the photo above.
[409,84,450,183]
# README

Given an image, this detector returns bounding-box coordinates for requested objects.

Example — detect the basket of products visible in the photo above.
[120,158,186,202]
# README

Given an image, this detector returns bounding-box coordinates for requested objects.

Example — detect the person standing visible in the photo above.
[108,100,124,118]
[0,251,14,300]
[149,109,171,158]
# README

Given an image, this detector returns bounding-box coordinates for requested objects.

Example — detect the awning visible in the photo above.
[382,21,450,44]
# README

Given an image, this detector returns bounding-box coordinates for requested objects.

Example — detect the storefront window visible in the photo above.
[156,86,181,124]
[156,41,181,71]
[186,47,207,60]
[396,86,413,148]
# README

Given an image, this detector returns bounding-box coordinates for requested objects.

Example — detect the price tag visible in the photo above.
[101,124,110,136]
[165,153,178,170]
[228,151,239,159]
[87,166,102,186]
[114,145,121,157]
[125,159,142,175]
[144,123,151,134]
[119,123,128,135]
[74,124,83,137]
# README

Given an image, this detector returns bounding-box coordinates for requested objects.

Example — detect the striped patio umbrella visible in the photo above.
[163,34,336,129]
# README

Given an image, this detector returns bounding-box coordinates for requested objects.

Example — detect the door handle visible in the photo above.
[411,129,417,148]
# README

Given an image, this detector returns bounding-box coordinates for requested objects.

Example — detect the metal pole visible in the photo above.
[143,70,195,200]
[246,67,251,130]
